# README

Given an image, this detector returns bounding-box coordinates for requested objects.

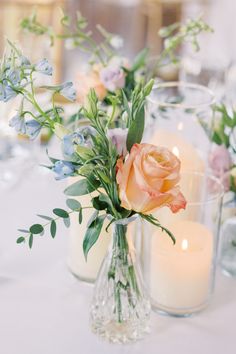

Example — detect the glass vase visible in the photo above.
[220,194,236,277]
[144,81,215,173]
[141,172,224,317]
[90,220,151,343]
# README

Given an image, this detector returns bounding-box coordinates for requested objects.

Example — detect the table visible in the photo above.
[0,154,236,354]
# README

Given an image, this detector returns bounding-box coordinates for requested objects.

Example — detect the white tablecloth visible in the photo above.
[0,156,236,354]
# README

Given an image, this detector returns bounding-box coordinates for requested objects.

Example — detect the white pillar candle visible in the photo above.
[150,129,205,173]
[67,178,111,282]
[150,220,213,313]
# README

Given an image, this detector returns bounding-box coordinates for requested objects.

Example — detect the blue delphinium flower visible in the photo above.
[52,161,75,180]
[9,114,26,134]
[25,120,42,140]
[3,85,18,102]
[6,69,21,86]
[35,59,53,76]
[59,82,76,101]
[63,131,84,157]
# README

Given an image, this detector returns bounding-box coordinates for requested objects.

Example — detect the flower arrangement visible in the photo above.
[1,11,215,342]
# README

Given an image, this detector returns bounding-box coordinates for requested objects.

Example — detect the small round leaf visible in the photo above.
[17,237,25,244]
[66,199,81,211]
[53,208,69,218]
[30,224,44,234]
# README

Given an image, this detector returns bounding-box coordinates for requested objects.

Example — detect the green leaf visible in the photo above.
[83,215,105,259]
[64,178,100,196]
[126,105,145,151]
[63,217,70,228]
[29,234,33,249]
[92,196,108,210]
[37,214,53,221]
[131,48,149,72]
[29,224,44,235]
[17,236,25,244]
[76,145,94,160]
[50,220,57,238]
[79,208,83,224]
[17,229,29,234]
[66,198,81,211]
[53,208,69,218]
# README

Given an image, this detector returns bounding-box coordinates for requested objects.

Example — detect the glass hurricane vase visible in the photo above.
[90,220,151,343]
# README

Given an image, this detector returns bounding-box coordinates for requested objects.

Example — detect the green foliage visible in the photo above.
[64,178,100,196]
[83,215,106,259]
[53,208,69,218]
[50,220,57,238]
[158,16,213,64]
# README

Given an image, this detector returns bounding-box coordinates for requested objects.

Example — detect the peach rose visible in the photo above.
[76,66,107,104]
[116,143,186,214]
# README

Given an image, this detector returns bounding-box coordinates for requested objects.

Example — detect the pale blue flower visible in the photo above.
[63,131,84,157]
[35,59,53,76]
[6,69,21,85]
[59,82,76,101]
[9,114,26,134]
[52,160,75,180]
[25,120,42,140]
[0,83,17,102]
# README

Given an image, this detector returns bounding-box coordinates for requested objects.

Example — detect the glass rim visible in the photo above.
[180,171,224,206]
[147,81,215,109]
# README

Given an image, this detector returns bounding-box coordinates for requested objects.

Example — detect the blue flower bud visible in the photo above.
[52,160,75,180]
[35,58,53,76]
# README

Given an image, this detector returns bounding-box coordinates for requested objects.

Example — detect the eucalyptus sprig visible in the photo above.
[157,15,214,65]
[20,10,119,65]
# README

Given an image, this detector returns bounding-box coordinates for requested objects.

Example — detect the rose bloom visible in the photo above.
[116,143,186,214]
[76,65,107,104]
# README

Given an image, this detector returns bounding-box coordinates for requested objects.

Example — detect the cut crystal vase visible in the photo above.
[90,221,150,343]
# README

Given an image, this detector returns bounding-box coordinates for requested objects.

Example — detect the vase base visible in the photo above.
[90,318,150,343]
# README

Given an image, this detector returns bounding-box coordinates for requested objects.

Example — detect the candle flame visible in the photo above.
[181,239,188,251]
[172,146,179,158]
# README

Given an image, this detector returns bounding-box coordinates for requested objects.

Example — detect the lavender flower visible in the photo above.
[52,161,75,180]
[59,82,76,101]
[35,59,53,76]
[107,128,128,156]
[25,120,42,140]
[6,69,21,85]
[0,83,17,102]
[9,114,26,134]
[100,65,125,92]
[63,131,84,157]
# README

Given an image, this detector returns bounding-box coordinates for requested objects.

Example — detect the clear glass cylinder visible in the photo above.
[90,220,150,343]
[220,195,236,277]
[141,172,224,317]
[145,82,215,173]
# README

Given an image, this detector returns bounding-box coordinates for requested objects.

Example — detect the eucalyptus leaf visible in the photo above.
[37,214,53,221]
[29,234,33,248]
[53,208,69,218]
[63,217,71,228]
[50,220,57,238]
[17,236,25,244]
[83,215,105,259]
[30,224,44,235]
[66,198,81,210]
[79,208,83,224]
[64,178,99,196]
